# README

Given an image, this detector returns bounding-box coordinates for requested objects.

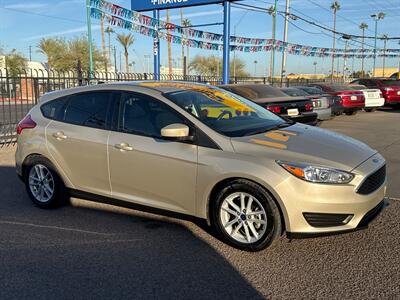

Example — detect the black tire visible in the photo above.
[365,108,376,112]
[345,110,357,116]
[24,156,68,208]
[211,179,282,252]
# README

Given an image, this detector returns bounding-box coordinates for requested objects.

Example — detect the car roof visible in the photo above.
[39,81,214,102]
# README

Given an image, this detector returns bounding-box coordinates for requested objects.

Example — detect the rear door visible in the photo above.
[108,92,198,215]
[45,91,115,197]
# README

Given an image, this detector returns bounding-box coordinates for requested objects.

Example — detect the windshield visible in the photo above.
[381,80,400,86]
[164,87,287,137]
[281,88,309,97]
[348,85,367,90]
[223,85,288,100]
[329,85,353,92]
[297,86,322,95]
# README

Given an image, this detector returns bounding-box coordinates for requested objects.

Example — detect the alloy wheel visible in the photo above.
[28,164,55,203]
[219,192,268,244]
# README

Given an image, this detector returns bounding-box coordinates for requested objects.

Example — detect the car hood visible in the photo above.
[230,123,377,171]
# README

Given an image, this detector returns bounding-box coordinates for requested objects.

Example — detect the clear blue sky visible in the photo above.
[0,0,399,75]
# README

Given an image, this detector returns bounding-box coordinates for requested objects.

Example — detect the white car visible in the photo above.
[349,85,385,112]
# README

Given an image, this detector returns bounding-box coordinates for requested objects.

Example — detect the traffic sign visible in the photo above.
[132,0,237,12]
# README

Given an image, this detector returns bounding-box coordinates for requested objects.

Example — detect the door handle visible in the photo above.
[114,142,133,151]
[52,131,67,140]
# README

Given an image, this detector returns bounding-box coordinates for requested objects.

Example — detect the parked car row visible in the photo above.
[219,78,400,126]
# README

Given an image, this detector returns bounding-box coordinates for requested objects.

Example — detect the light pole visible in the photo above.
[313,61,317,76]
[371,12,385,77]
[342,35,351,82]
[254,60,258,76]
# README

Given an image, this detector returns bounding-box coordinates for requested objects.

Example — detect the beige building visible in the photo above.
[373,67,399,77]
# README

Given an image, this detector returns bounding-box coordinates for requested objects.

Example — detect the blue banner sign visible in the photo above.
[132,0,236,12]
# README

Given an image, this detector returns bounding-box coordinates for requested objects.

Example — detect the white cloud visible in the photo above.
[23,25,101,41]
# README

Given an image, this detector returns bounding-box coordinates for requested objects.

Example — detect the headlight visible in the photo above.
[277,161,354,184]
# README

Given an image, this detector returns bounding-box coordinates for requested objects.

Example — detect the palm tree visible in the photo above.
[382,34,388,77]
[182,18,191,75]
[116,33,134,73]
[359,22,368,77]
[105,26,114,65]
[166,9,172,77]
[330,1,340,81]
[37,38,64,70]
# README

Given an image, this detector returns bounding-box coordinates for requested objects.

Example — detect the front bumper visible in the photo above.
[275,152,387,235]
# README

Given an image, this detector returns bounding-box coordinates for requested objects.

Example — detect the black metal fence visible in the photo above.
[0,68,338,146]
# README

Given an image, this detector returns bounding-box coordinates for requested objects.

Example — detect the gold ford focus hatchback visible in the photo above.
[15,82,387,251]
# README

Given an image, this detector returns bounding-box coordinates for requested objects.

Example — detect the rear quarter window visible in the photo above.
[40,97,67,120]
[63,92,111,129]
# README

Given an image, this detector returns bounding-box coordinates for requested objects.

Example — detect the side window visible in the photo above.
[63,92,111,129]
[119,93,187,138]
[40,97,67,120]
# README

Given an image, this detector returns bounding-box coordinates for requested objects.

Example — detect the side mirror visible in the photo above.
[161,123,193,141]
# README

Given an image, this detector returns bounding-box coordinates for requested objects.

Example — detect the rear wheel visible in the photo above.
[24,157,68,208]
[365,108,376,112]
[211,179,282,251]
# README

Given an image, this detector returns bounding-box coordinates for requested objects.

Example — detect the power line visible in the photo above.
[305,0,375,34]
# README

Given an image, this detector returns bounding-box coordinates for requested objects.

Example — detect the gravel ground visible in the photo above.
[0,109,399,299]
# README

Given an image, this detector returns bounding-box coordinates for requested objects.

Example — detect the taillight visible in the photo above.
[266,105,281,114]
[17,114,36,135]
[305,103,313,111]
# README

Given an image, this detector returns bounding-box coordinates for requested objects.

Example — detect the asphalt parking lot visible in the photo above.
[0,109,399,299]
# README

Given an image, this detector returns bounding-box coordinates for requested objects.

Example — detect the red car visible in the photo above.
[350,78,400,108]
[309,84,365,115]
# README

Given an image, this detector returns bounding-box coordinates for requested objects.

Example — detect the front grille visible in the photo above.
[303,212,353,227]
[357,165,386,195]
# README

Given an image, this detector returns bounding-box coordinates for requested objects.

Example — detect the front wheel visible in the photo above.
[211,180,282,251]
[24,157,68,208]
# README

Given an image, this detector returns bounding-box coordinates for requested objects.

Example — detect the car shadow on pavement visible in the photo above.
[0,165,265,300]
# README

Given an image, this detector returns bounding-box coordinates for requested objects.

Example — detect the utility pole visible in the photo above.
[382,34,388,77]
[342,39,348,82]
[280,0,290,85]
[268,0,278,82]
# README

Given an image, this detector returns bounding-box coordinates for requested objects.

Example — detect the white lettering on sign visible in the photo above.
[151,0,189,5]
